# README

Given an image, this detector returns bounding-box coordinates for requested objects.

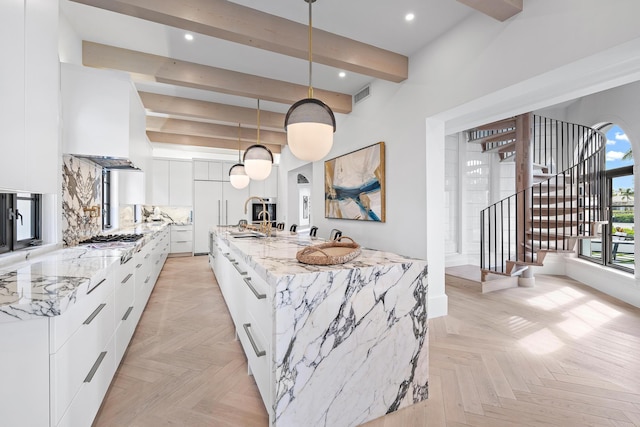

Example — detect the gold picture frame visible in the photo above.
[324,141,385,222]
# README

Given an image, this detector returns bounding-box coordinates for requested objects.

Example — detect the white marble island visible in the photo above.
[210,229,429,427]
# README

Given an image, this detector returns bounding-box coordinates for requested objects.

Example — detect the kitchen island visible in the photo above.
[210,229,429,427]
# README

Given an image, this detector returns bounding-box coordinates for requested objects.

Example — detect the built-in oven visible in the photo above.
[251,199,277,225]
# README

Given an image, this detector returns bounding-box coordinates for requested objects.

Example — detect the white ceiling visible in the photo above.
[60,0,475,115]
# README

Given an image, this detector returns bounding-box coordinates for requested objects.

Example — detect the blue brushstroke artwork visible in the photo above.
[325,142,385,222]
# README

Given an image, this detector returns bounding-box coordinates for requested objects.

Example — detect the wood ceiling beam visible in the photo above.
[71,0,408,83]
[147,131,282,154]
[139,92,286,129]
[456,0,522,21]
[146,116,286,145]
[84,41,352,114]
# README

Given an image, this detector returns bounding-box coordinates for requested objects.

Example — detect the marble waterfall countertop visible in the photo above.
[0,222,170,323]
[213,227,429,427]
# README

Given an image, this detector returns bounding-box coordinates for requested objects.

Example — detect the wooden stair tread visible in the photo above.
[469,129,517,145]
[484,141,516,154]
[474,117,516,132]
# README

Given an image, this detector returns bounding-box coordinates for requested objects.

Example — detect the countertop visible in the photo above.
[0,222,170,323]
[213,227,425,285]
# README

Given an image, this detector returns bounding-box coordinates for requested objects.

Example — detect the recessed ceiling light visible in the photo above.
[184,33,194,41]
[405,13,415,22]
[339,71,346,78]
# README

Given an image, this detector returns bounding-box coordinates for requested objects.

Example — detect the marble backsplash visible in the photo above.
[62,155,102,246]
[142,206,192,224]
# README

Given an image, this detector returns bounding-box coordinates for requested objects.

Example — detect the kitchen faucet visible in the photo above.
[244,196,272,236]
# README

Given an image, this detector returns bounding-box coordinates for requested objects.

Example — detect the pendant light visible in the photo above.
[284,0,336,162]
[243,99,273,181]
[228,123,250,189]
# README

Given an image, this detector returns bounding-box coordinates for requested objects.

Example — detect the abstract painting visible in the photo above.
[325,142,385,221]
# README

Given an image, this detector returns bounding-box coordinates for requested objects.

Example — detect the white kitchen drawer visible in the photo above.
[243,272,271,339]
[115,259,135,322]
[171,225,193,241]
[115,304,136,365]
[56,336,116,427]
[171,240,193,253]
[50,292,115,425]
[49,268,113,354]
[239,314,271,413]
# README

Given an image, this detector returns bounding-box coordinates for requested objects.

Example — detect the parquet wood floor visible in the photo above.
[94,257,640,427]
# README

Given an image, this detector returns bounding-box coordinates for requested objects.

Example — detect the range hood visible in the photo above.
[73,155,141,170]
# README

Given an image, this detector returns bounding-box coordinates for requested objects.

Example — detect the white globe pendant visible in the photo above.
[228,163,250,189]
[243,144,273,181]
[285,98,335,161]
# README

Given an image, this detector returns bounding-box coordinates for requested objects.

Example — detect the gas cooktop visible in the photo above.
[80,234,144,244]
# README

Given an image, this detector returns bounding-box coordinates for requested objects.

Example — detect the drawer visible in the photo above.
[171,227,192,241]
[115,261,135,321]
[243,272,271,339]
[115,304,136,365]
[49,270,114,353]
[50,292,115,425]
[56,337,116,427]
[171,240,193,253]
[239,316,271,413]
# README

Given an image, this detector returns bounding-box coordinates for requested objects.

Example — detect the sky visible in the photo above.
[605,124,634,190]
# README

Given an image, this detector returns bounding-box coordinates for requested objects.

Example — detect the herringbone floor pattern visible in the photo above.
[95,257,640,427]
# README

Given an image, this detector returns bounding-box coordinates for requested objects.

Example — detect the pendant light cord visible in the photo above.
[237,123,242,162]
[308,0,313,99]
[257,99,261,144]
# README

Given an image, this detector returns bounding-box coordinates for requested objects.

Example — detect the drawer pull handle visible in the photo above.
[87,278,106,294]
[243,277,266,299]
[145,275,151,284]
[136,263,143,269]
[232,262,247,275]
[243,323,266,357]
[122,306,133,321]
[123,256,133,264]
[176,230,188,232]
[122,273,133,284]
[144,253,150,259]
[155,260,160,265]
[84,351,107,383]
[175,240,189,243]
[83,303,106,325]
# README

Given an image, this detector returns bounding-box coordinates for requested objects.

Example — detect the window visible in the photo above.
[102,170,112,230]
[0,192,42,255]
[579,123,635,272]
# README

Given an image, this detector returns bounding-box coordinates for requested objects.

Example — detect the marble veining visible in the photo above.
[62,155,102,246]
[213,228,428,427]
[0,223,169,323]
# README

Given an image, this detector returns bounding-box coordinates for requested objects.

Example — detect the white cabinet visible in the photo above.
[249,164,278,199]
[193,159,250,254]
[169,161,193,206]
[170,224,193,255]
[151,159,170,205]
[0,0,58,194]
[150,159,193,206]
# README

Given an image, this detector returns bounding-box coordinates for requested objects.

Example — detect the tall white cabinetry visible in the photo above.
[249,165,279,199]
[193,160,249,254]
[0,0,58,194]
[150,159,193,206]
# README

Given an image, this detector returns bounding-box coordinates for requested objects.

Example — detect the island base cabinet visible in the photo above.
[56,337,117,427]
[0,318,49,427]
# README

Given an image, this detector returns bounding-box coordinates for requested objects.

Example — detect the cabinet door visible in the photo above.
[169,161,193,206]
[223,182,250,225]
[151,159,169,205]
[208,161,224,181]
[193,160,209,180]
[194,181,222,253]
[118,170,145,205]
[24,0,58,194]
[0,0,26,192]
[265,164,278,198]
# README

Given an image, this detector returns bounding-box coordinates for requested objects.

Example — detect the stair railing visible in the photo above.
[480,115,606,275]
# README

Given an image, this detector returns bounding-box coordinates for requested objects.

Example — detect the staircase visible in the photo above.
[471,113,607,290]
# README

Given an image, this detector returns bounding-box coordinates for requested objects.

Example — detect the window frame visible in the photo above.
[0,192,42,254]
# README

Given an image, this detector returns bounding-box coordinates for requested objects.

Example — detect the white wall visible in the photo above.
[279,0,640,318]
